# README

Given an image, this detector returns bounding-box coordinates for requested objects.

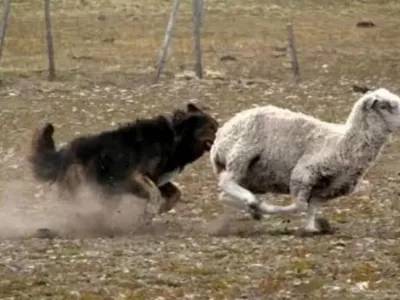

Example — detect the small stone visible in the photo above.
[356,20,375,28]
[293,279,302,286]
[220,55,237,61]
[356,281,369,290]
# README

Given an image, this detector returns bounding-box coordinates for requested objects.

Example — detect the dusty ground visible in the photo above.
[1,0,400,299]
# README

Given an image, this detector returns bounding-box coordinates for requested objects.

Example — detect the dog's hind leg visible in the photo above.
[57,163,91,234]
[97,195,124,237]
[57,163,86,202]
[158,181,182,214]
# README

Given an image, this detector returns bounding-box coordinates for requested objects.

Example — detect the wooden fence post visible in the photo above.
[286,23,299,84]
[0,0,11,64]
[44,0,56,81]
[193,0,203,78]
[154,0,180,83]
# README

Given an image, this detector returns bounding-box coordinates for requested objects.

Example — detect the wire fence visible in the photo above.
[3,0,377,84]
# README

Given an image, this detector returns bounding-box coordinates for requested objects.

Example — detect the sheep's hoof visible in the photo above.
[248,203,263,221]
[297,217,336,237]
[251,211,263,220]
[316,217,335,234]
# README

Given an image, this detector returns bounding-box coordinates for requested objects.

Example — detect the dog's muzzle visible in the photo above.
[203,140,214,151]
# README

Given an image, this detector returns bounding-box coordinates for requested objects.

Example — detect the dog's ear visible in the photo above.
[172,109,187,124]
[187,103,202,113]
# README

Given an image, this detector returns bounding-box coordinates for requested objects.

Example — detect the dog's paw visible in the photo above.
[35,228,59,239]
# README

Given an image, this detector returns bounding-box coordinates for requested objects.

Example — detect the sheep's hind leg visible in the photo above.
[218,171,263,220]
[218,191,263,220]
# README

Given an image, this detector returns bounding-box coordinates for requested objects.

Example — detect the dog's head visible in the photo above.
[171,102,219,159]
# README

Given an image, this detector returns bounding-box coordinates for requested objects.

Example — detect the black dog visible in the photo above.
[28,103,218,216]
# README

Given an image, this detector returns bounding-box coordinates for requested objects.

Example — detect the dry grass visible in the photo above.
[1,0,400,299]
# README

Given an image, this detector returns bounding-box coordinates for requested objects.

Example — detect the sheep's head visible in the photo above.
[362,88,400,132]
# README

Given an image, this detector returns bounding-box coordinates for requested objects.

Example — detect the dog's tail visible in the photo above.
[28,122,63,183]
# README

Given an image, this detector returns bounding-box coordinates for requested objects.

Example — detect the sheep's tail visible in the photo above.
[209,145,226,175]
[28,122,63,183]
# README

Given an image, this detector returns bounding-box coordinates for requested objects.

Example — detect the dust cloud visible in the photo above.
[0,179,154,239]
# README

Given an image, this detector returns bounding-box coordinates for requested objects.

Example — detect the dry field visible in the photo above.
[1,0,400,299]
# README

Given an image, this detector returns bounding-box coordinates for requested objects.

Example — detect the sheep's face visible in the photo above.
[364,88,400,132]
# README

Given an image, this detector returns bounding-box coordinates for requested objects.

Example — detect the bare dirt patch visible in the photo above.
[1,0,400,299]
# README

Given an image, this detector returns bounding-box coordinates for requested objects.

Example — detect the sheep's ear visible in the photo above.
[187,103,202,113]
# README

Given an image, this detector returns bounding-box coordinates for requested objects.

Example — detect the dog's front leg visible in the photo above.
[158,181,182,214]
[129,172,163,224]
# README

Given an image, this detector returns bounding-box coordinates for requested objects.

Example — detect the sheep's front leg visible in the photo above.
[254,189,310,215]
[254,190,333,234]
[303,199,334,234]
[352,179,371,196]
[251,168,314,216]
[304,199,320,232]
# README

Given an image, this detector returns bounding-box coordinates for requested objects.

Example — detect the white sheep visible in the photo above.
[210,88,400,234]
